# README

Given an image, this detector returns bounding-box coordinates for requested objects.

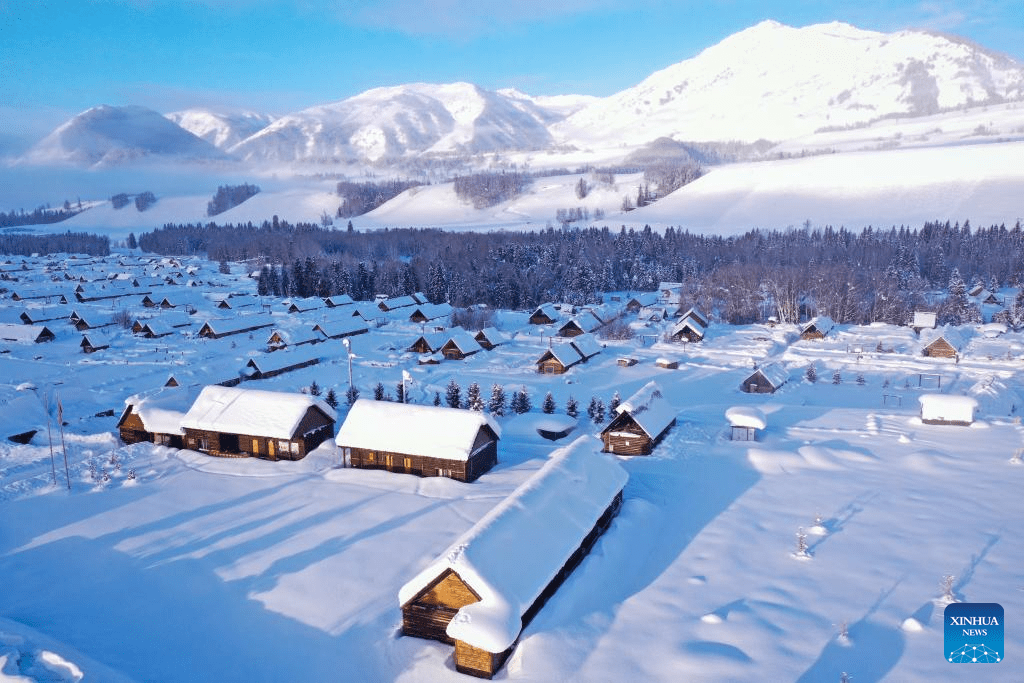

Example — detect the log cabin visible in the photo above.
[323,294,354,308]
[473,327,509,350]
[80,331,113,353]
[408,303,453,323]
[311,316,369,341]
[920,326,967,359]
[536,343,585,374]
[528,303,560,325]
[18,305,73,325]
[181,385,336,460]
[557,311,603,338]
[408,331,446,354]
[600,381,676,455]
[398,436,626,679]
[242,347,321,380]
[117,388,195,448]
[196,313,275,339]
[439,329,484,360]
[0,323,55,343]
[741,363,789,394]
[284,297,327,314]
[336,400,500,482]
[800,316,835,341]
[378,294,418,312]
[669,317,705,343]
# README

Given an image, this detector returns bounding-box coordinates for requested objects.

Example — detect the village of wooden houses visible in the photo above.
[1,250,1022,681]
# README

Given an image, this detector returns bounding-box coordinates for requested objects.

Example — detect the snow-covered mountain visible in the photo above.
[228,82,557,163]
[553,20,1024,148]
[21,105,227,167]
[166,109,275,150]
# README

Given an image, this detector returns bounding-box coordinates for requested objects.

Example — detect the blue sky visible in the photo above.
[1,0,1022,152]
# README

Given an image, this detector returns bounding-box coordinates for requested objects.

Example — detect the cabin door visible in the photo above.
[385,454,394,470]
[252,439,259,455]
[268,440,276,458]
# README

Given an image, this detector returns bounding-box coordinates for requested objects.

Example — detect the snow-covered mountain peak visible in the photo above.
[165,109,275,150]
[21,104,226,167]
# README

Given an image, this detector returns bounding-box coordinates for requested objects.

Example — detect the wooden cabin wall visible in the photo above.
[924,340,956,358]
[402,569,480,643]
[537,358,568,374]
[741,373,777,394]
[454,640,505,679]
[347,443,497,482]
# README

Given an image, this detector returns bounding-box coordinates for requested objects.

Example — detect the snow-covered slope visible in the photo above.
[21,105,227,167]
[553,20,1024,149]
[230,82,556,163]
[166,109,275,150]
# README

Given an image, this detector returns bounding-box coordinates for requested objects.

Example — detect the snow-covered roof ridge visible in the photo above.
[751,362,789,388]
[919,324,970,350]
[725,406,767,430]
[181,385,336,440]
[336,399,500,462]
[398,435,627,653]
[615,381,676,439]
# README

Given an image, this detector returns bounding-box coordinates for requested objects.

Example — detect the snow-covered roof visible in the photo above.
[124,387,200,435]
[324,294,354,307]
[475,327,510,345]
[243,347,322,375]
[670,316,705,339]
[569,333,602,359]
[531,303,560,320]
[613,381,676,439]
[802,316,835,335]
[199,313,275,335]
[919,324,969,351]
[181,385,336,440]
[407,331,447,352]
[912,311,937,329]
[681,306,709,327]
[410,302,453,321]
[0,323,53,343]
[217,294,260,309]
[538,343,584,368]
[443,328,484,355]
[379,294,418,311]
[749,362,788,388]
[627,292,659,308]
[285,297,327,313]
[918,394,978,420]
[725,406,767,430]
[336,399,500,461]
[398,436,627,653]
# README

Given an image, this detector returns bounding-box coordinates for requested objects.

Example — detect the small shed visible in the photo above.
[910,311,937,333]
[726,406,767,441]
[919,394,977,426]
[285,297,327,315]
[920,326,967,359]
[557,311,603,338]
[409,302,453,323]
[655,357,678,370]
[80,331,113,353]
[529,303,560,325]
[439,329,484,360]
[800,316,835,341]
[181,385,336,459]
[536,343,585,374]
[311,316,369,340]
[474,327,509,350]
[336,400,500,482]
[117,388,194,448]
[408,331,446,354]
[197,313,275,339]
[242,347,321,379]
[0,323,55,343]
[669,317,705,343]
[323,294,354,308]
[600,381,676,455]
[741,363,788,394]
[617,356,639,367]
[398,436,626,678]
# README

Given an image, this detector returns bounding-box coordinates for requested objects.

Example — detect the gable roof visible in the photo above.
[475,327,510,346]
[409,302,454,321]
[0,323,55,343]
[610,381,675,439]
[747,362,788,389]
[802,316,835,336]
[670,316,705,340]
[336,399,500,462]
[569,333,602,360]
[442,328,484,355]
[407,331,447,353]
[398,435,626,653]
[181,385,336,440]
[537,343,585,369]
[121,387,199,435]
[560,311,603,335]
[920,324,970,351]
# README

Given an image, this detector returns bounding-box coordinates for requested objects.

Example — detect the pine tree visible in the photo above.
[446,380,461,409]
[488,384,506,416]
[805,364,817,383]
[940,267,969,325]
[587,397,599,421]
[609,391,621,414]
[309,380,322,396]
[374,382,385,401]
[433,391,442,407]
[565,395,579,418]
[467,382,483,411]
[832,370,842,385]
[542,392,556,414]
[592,399,606,424]
[325,388,339,408]
[346,385,359,406]
[512,387,531,414]
[395,380,405,403]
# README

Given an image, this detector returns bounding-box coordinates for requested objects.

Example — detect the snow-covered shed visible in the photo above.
[118,387,197,448]
[741,363,788,394]
[18,305,73,325]
[474,327,509,350]
[911,311,937,333]
[408,331,447,354]
[215,294,260,311]
[181,385,336,460]
[398,436,627,678]
[336,399,500,482]
[726,406,767,441]
[528,303,561,325]
[265,327,321,351]
[536,343,585,374]
[600,381,676,455]
[920,325,968,359]
[284,297,327,314]
[625,292,659,312]
[919,394,978,426]
[80,330,114,354]
[311,315,369,341]
[800,316,835,340]
[378,294,418,312]
[0,323,55,343]
[323,294,354,308]
[440,328,484,360]
[669,316,705,343]
[557,311,603,338]
[2,390,48,444]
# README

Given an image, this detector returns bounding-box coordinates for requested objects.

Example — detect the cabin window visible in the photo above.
[290,442,299,455]
[252,439,260,454]
[197,436,209,451]
[404,457,412,469]
[436,468,452,477]
[279,440,290,453]
[385,454,394,468]
[368,452,375,462]
[157,434,172,446]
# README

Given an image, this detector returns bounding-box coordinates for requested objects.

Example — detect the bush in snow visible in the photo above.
[446,380,462,409]
[793,527,810,559]
[346,385,360,406]
[127,468,136,481]
[542,392,556,414]
[609,391,621,414]
[433,391,441,407]
[565,395,579,419]
[488,384,506,416]
[856,373,866,386]
[832,370,842,385]
[805,364,817,383]
[309,381,322,396]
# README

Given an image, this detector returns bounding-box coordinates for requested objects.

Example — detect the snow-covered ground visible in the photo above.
[1,254,1022,681]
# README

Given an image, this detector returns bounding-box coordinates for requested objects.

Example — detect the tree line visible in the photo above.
[0,231,111,257]
[138,218,1024,327]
